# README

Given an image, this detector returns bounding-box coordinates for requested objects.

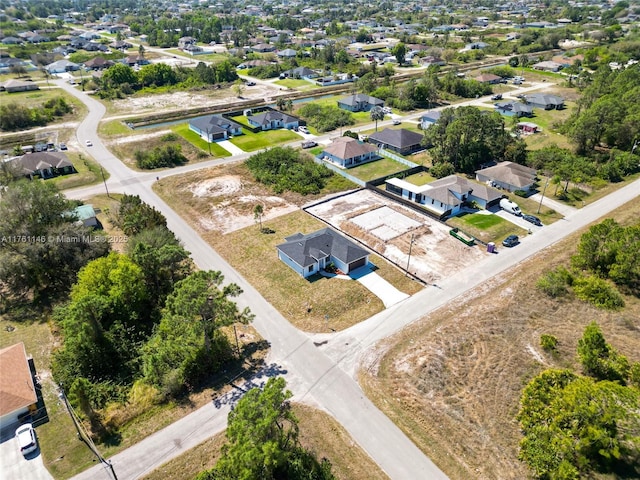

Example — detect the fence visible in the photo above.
[313,157,365,187]
[378,148,420,168]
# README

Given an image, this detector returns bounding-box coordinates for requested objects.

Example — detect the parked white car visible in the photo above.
[298,126,309,134]
[15,423,37,456]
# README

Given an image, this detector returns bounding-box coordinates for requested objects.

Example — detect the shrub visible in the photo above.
[572,275,625,310]
[540,334,558,352]
[536,267,574,298]
[429,161,455,179]
[513,189,527,197]
[134,144,187,169]
[160,132,179,141]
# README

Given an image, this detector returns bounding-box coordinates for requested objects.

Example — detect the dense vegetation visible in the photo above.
[97,61,238,99]
[518,324,640,479]
[245,146,333,194]
[537,219,640,308]
[0,181,109,303]
[196,377,335,480]
[0,96,72,131]
[424,106,527,175]
[297,103,354,133]
[134,144,187,169]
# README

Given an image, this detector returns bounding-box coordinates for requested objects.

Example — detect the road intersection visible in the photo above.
[59,78,639,480]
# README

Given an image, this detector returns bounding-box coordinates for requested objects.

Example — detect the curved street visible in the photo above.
[57,78,640,480]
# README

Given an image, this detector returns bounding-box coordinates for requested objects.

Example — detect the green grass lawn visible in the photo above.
[274,79,318,90]
[229,128,301,151]
[348,157,408,181]
[228,115,253,128]
[99,119,134,137]
[49,152,105,190]
[402,170,436,186]
[446,212,527,244]
[1,88,87,118]
[171,124,231,157]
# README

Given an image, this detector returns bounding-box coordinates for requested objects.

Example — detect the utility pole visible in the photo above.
[232,324,240,356]
[537,176,550,214]
[405,233,415,276]
[100,166,110,198]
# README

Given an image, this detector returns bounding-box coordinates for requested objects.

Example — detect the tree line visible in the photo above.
[0,96,72,131]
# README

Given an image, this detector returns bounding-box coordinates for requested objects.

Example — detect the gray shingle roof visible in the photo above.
[338,94,384,107]
[277,228,369,268]
[250,110,299,126]
[189,115,242,134]
[368,128,423,149]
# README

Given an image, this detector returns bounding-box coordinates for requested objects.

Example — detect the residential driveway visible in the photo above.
[0,432,53,480]
[493,209,544,232]
[350,266,409,307]
[217,140,244,156]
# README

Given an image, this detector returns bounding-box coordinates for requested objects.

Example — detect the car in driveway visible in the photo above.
[246,81,256,86]
[301,140,317,149]
[298,126,310,134]
[490,94,502,100]
[502,235,519,248]
[522,214,542,226]
[85,140,93,147]
[15,424,37,456]
[59,143,67,150]
[392,119,401,125]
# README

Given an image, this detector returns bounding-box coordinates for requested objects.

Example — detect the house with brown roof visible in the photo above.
[0,79,39,93]
[84,56,114,70]
[0,343,38,431]
[319,137,379,168]
[474,73,502,84]
[475,161,537,192]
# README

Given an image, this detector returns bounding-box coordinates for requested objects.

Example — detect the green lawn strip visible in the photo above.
[227,115,253,128]
[274,79,317,90]
[347,157,408,181]
[229,128,301,151]
[99,119,134,137]
[446,212,528,244]
[171,124,230,157]
[49,152,104,190]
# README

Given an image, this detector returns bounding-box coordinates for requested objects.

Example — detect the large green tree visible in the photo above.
[577,322,630,383]
[0,181,109,301]
[199,377,335,480]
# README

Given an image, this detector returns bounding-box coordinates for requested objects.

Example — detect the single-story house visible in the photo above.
[517,122,539,134]
[12,151,75,178]
[251,43,276,53]
[0,79,40,93]
[281,66,318,79]
[524,93,564,110]
[0,342,38,432]
[475,161,537,192]
[494,101,533,117]
[532,60,563,72]
[464,41,489,50]
[276,227,370,278]
[1,36,24,45]
[45,59,80,74]
[319,137,379,168]
[110,40,132,50]
[238,59,273,68]
[189,115,244,141]
[420,110,442,129]
[277,48,297,58]
[73,204,98,227]
[474,73,502,84]
[385,174,502,216]
[420,56,446,67]
[368,128,424,155]
[337,94,384,112]
[84,56,114,70]
[123,55,149,66]
[247,110,300,131]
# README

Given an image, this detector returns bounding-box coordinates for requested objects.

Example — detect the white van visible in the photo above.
[500,198,522,216]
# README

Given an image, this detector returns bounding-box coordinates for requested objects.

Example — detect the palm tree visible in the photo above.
[370,106,385,132]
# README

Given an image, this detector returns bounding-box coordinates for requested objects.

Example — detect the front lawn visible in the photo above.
[274,79,318,90]
[229,128,301,151]
[446,212,527,244]
[171,124,231,157]
[49,152,104,190]
[348,157,409,181]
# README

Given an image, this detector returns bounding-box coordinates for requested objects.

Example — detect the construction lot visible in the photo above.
[305,189,487,284]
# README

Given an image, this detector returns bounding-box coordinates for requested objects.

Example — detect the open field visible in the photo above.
[274,79,319,91]
[153,165,419,331]
[141,403,390,480]
[360,200,640,480]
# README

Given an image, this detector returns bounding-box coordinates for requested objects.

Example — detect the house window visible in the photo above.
[431,199,434,204]
[308,266,313,272]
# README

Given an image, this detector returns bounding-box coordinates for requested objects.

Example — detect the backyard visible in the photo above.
[348,157,409,181]
[228,127,302,151]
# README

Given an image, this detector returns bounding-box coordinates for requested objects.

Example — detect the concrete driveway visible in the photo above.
[350,265,409,307]
[0,431,53,480]
[217,139,244,156]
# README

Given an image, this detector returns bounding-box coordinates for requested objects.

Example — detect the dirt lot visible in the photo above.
[107,83,282,117]
[306,190,488,284]
[360,200,640,480]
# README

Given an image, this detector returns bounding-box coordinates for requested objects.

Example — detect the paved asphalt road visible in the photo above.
[58,77,639,480]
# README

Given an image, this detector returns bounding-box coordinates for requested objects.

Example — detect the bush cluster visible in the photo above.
[134,144,187,169]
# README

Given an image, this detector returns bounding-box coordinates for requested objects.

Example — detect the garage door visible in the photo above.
[348,257,367,272]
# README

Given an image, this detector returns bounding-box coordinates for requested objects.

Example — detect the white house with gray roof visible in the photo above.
[247,110,300,130]
[189,115,243,141]
[276,228,370,278]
